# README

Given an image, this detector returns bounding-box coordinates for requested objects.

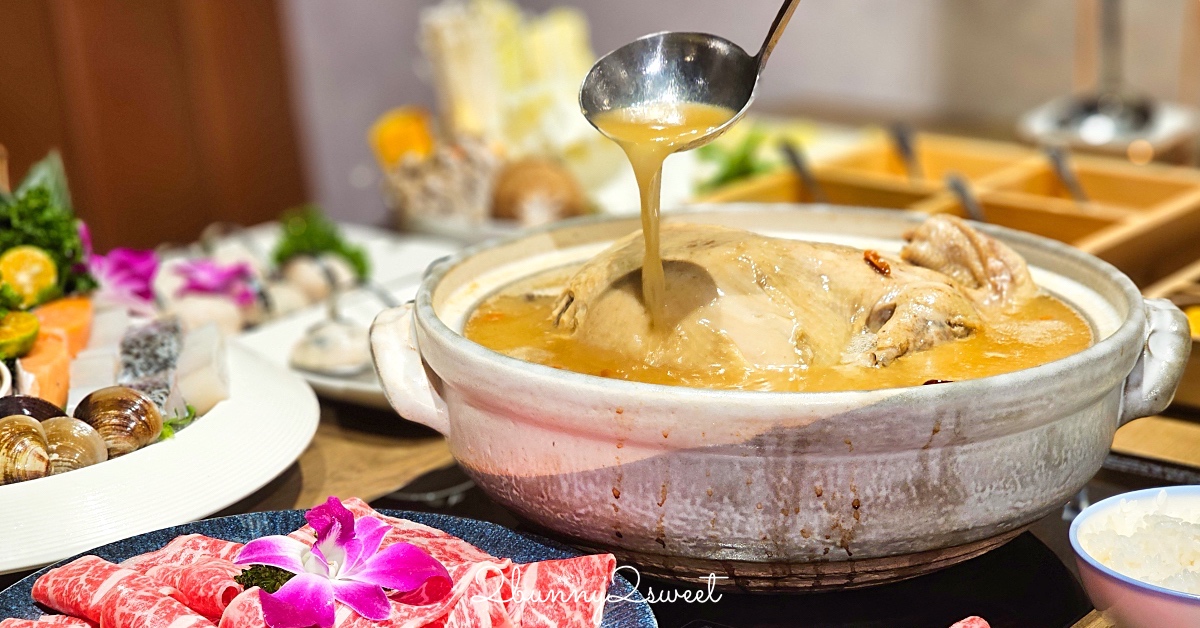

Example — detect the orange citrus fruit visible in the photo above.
[0,246,58,307]
[0,311,40,359]
[369,107,435,169]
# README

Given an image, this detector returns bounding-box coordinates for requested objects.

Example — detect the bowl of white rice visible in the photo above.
[1071,486,1200,627]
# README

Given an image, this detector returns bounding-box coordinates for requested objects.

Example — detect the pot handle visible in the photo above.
[370,301,450,435]
[1120,298,1192,426]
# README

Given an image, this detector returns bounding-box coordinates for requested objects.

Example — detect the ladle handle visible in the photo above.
[756,0,802,72]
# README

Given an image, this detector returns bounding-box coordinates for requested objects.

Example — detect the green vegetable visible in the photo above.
[695,126,774,193]
[273,205,369,281]
[0,153,96,299]
[15,151,72,214]
[234,564,295,593]
[159,405,198,441]
[0,284,22,318]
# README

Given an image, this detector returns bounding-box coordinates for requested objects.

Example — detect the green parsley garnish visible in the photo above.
[0,152,97,298]
[0,284,22,318]
[159,405,198,441]
[272,205,369,281]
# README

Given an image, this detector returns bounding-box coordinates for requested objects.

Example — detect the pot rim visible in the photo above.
[413,204,1145,405]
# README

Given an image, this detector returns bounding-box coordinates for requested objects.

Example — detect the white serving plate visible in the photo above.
[0,343,319,574]
[230,224,459,408]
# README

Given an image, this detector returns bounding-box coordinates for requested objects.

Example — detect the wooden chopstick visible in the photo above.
[1072,610,1112,628]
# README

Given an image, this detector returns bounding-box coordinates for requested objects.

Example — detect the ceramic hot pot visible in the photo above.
[370,205,1190,591]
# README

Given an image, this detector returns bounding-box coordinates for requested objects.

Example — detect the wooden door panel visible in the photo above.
[0,0,307,251]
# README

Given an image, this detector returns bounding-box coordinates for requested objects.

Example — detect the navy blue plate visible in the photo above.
[0,510,657,628]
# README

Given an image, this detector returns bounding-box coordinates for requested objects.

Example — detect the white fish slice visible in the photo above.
[66,349,120,414]
[88,308,131,353]
[176,324,230,415]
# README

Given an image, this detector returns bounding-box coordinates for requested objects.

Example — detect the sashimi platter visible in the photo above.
[0,155,319,573]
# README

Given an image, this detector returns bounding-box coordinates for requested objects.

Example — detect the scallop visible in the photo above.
[316,254,358,290]
[0,395,68,421]
[0,415,50,485]
[73,386,163,458]
[290,320,371,376]
[43,416,108,474]
[282,256,332,303]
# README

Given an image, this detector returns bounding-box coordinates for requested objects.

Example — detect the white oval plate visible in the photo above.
[0,343,319,574]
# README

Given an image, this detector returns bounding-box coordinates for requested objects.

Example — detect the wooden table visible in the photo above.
[1072,611,1112,627]
[217,398,455,514]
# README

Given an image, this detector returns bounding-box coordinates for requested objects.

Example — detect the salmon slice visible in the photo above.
[18,330,71,408]
[34,296,94,358]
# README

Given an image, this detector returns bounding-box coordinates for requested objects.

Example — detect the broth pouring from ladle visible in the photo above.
[580,0,801,327]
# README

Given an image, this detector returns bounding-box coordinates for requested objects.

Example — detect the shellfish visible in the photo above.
[0,360,10,397]
[0,395,68,421]
[0,415,50,485]
[43,416,108,474]
[73,386,163,458]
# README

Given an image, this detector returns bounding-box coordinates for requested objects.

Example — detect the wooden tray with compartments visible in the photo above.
[697,133,1200,287]
[1143,258,1200,411]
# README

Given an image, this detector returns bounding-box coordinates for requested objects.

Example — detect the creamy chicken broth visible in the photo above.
[591,102,736,327]
[463,265,1093,392]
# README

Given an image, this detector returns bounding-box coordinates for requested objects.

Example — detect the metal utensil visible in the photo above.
[946,173,987,223]
[1044,145,1090,203]
[579,0,801,152]
[779,139,828,203]
[889,122,924,181]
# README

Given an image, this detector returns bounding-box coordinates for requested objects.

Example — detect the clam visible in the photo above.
[0,395,68,421]
[0,415,50,485]
[73,386,163,458]
[43,416,108,474]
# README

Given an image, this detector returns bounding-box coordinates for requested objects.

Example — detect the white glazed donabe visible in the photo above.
[372,205,1190,590]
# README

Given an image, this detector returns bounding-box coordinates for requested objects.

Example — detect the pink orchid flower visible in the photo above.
[79,222,160,316]
[236,497,451,628]
[174,258,257,307]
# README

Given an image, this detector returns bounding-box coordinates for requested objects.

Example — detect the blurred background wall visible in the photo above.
[280,0,1196,227]
[1,1,1195,245]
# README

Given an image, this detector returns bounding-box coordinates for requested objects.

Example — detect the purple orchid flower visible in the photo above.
[235,497,451,628]
[79,222,160,316]
[174,258,257,307]
[78,222,94,259]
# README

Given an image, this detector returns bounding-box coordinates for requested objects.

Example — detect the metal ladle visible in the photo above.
[579,0,802,152]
